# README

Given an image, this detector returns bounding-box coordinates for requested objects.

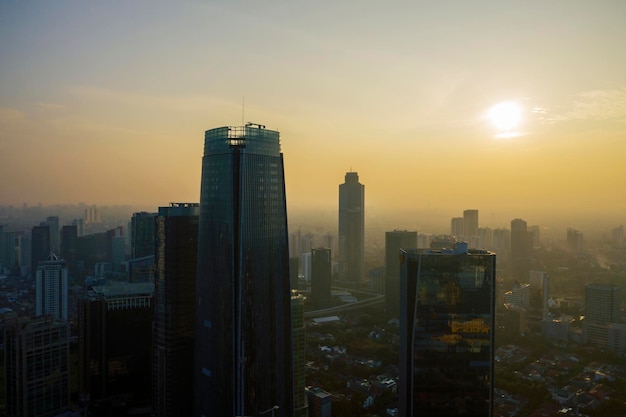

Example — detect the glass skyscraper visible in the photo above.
[399,242,495,417]
[194,124,293,417]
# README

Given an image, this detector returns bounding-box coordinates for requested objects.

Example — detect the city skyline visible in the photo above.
[1,2,626,223]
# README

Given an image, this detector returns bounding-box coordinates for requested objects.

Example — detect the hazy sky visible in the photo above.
[1,1,625,226]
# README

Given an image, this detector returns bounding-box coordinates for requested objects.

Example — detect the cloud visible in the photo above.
[37,102,67,110]
[549,88,626,123]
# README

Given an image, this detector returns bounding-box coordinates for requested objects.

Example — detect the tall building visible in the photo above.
[131,212,157,259]
[463,209,479,239]
[41,216,60,253]
[35,253,69,321]
[399,242,495,417]
[510,218,531,280]
[566,227,584,253]
[31,225,50,274]
[385,230,417,313]
[338,171,365,286]
[60,225,78,264]
[153,203,199,417]
[450,217,464,238]
[292,293,308,417]
[307,387,332,417]
[311,248,332,308]
[4,314,70,417]
[194,124,293,417]
[79,282,154,414]
[585,284,620,323]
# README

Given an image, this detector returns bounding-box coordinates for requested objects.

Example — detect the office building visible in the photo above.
[307,387,332,417]
[292,293,308,417]
[194,124,293,417]
[585,284,620,323]
[338,171,365,286]
[31,225,50,274]
[60,225,78,264]
[399,242,495,417]
[79,282,154,413]
[41,216,60,253]
[385,230,417,313]
[463,209,479,239]
[4,314,70,417]
[510,219,531,280]
[567,228,584,253]
[450,217,464,238]
[131,212,157,259]
[153,203,199,417]
[612,225,624,246]
[35,253,69,321]
[311,248,332,308]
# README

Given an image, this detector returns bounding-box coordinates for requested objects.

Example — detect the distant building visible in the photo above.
[492,228,510,262]
[4,314,70,417]
[450,217,464,238]
[463,209,479,239]
[385,230,417,314]
[289,257,300,290]
[307,387,332,417]
[612,225,624,246]
[60,225,78,264]
[338,171,365,286]
[41,216,60,253]
[504,282,530,309]
[31,225,50,274]
[511,219,531,280]
[311,248,332,308]
[399,242,495,417]
[567,228,584,253]
[78,282,154,412]
[583,284,624,351]
[153,203,199,417]
[478,227,493,249]
[35,253,68,321]
[131,212,157,259]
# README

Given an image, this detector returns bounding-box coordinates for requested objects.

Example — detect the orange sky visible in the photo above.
[1,2,625,228]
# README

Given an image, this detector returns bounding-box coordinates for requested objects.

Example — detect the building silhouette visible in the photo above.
[450,217,464,238]
[194,124,293,417]
[78,282,154,414]
[4,314,70,417]
[131,212,157,259]
[338,171,365,286]
[41,216,60,253]
[60,225,78,264]
[31,225,50,275]
[153,203,199,417]
[311,248,332,308]
[399,242,495,417]
[583,284,626,351]
[566,227,584,253]
[35,253,68,321]
[385,230,417,313]
[510,218,531,280]
[463,209,479,239]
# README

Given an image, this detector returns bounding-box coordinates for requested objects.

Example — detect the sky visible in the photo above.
[1,1,626,228]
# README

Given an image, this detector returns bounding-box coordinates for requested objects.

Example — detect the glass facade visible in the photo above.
[195,125,293,417]
[399,243,495,417]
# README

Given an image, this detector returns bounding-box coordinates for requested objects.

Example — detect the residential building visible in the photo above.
[35,253,68,321]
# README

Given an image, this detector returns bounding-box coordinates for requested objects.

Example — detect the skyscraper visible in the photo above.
[311,247,332,308]
[194,124,293,417]
[450,217,464,238]
[35,253,69,321]
[291,293,308,417]
[338,171,365,286]
[385,230,417,313]
[4,314,70,417]
[463,209,479,239]
[31,225,50,274]
[510,218,531,280]
[153,203,199,417]
[131,211,157,259]
[399,242,495,417]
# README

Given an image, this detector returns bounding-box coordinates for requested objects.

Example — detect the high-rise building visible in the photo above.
[399,242,495,417]
[450,217,464,238]
[338,171,365,286]
[4,314,70,417]
[292,293,308,417]
[131,212,157,259]
[194,124,293,417]
[311,248,332,309]
[566,227,584,253]
[585,284,620,323]
[463,209,479,239]
[79,282,154,413]
[510,218,531,280]
[385,230,417,313]
[612,225,624,246]
[60,225,78,264]
[41,216,60,253]
[72,218,85,237]
[35,253,69,321]
[307,387,332,417]
[153,203,199,417]
[31,225,50,274]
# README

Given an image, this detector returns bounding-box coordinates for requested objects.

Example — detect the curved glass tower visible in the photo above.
[194,125,293,417]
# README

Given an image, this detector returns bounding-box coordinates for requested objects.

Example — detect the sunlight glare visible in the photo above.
[487,101,523,132]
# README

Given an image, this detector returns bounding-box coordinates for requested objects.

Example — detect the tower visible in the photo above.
[385,230,417,313]
[463,209,479,239]
[399,242,495,417]
[153,203,199,417]
[510,218,531,280]
[311,247,332,308]
[338,171,365,286]
[31,225,50,274]
[35,253,68,321]
[194,124,293,417]
[131,211,157,259]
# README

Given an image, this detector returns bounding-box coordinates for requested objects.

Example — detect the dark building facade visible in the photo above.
[311,247,332,308]
[153,203,199,417]
[399,242,495,417]
[510,218,531,280]
[130,211,156,259]
[31,225,50,275]
[385,230,417,313]
[338,171,365,286]
[194,124,293,417]
[60,225,78,264]
[78,283,154,414]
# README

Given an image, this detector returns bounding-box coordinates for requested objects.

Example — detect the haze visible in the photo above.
[1,1,625,228]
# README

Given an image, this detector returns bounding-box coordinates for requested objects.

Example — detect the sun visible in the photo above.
[487,101,523,131]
